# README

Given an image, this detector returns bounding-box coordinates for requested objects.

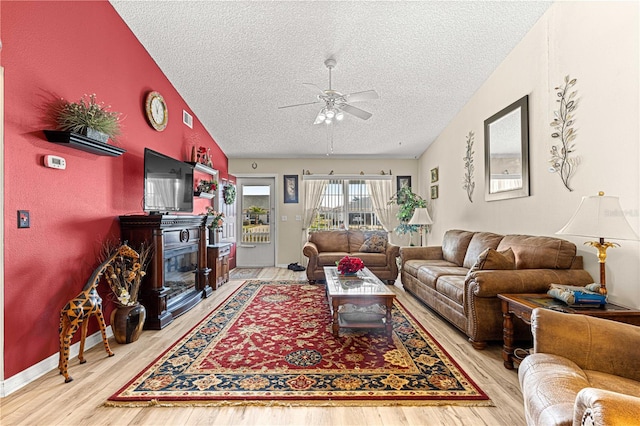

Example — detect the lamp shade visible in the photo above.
[409,208,434,226]
[556,194,639,240]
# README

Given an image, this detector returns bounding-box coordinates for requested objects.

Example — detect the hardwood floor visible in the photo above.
[0,268,525,425]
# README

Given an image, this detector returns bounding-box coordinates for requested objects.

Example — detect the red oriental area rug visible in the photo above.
[106,280,491,407]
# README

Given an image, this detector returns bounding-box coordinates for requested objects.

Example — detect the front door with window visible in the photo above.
[235,177,275,267]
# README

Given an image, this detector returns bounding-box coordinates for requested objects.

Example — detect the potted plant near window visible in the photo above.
[388,186,427,245]
[52,93,121,143]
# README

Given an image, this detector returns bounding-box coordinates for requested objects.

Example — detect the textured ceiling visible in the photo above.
[110,0,552,159]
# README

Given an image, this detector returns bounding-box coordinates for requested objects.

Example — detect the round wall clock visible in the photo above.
[145,91,168,131]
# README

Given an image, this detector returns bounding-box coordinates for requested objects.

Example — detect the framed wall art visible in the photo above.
[283,175,298,203]
[430,167,439,183]
[430,185,439,199]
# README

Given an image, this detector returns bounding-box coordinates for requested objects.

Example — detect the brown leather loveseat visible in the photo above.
[400,229,594,349]
[519,308,640,426]
[303,229,400,284]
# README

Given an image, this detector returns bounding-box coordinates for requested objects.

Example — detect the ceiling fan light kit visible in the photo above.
[279,58,379,155]
[279,58,378,126]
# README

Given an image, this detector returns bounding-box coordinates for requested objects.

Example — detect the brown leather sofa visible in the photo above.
[400,230,594,349]
[303,230,400,284]
[519,308,640,426]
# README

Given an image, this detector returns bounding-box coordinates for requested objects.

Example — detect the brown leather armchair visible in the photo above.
[518,308,640,425]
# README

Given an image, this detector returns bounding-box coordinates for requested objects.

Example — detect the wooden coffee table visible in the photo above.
[498,293,640,369]
[324,266,396,339]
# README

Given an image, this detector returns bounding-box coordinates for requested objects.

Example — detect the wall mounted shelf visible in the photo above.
[186,162,217,176]
[43,130,126,156]
[194,191,215,199]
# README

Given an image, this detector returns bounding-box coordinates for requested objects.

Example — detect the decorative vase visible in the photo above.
[110,303,146,344]
[209,228,221,244]
[83,127,109,143]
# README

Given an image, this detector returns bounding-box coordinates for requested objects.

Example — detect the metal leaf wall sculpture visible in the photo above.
[462,131,475,202]
[549,75,580,191]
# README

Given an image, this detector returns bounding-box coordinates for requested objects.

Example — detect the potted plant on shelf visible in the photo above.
[196,178,218,196]
[52,93,121,143]
[101,241,152,344]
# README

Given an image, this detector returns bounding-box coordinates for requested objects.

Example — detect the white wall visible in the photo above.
[417,1,639,307]
[229,158,419,266]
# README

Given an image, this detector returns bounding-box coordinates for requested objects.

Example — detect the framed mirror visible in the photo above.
[484,95,529,201]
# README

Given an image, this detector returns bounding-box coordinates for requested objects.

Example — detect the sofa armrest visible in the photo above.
[574,388,640,426]
[466,269,594,298]
[385,242,400,263]
[532,308,640,381]
[302,241,319,258]
[399,246,443,268]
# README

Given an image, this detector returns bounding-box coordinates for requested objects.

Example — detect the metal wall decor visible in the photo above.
[549,75,579,191]
[463,131,475,203]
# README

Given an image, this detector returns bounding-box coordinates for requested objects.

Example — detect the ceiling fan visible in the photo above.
[278,58,379,125]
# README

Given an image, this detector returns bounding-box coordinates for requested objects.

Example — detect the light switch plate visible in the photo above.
[18,210,30,228]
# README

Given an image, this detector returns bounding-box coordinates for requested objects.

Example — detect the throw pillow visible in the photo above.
[359,231,388,253]
[469,247,516,272]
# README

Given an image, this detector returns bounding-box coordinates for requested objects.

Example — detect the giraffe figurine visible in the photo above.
[58,244,140,383]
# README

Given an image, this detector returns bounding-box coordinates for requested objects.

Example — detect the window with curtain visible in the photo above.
[309,179,382,231]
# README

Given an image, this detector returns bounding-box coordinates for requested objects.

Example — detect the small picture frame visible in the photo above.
[284,175,298,203]
[430,167,439,183]
[430,185,439,199]
[396,176,412,204]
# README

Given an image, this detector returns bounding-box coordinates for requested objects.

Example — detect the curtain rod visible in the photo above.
[302,174,393,181]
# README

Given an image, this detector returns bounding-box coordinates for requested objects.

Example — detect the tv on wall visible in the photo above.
[143,148,194,214]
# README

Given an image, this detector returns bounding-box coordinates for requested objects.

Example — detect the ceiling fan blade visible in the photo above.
[340,103,373,120]
[302,83,327,96]
[346,90,379,102]
[278,101,321,109]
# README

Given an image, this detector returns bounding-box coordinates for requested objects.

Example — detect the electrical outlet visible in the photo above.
[18,210,30,228]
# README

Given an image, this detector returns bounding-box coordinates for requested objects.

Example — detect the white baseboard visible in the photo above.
[0,327,113,397]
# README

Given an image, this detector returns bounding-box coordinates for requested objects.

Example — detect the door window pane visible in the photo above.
[242,185,270,243]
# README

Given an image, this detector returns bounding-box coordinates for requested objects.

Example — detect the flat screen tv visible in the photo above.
[143,148,194,214]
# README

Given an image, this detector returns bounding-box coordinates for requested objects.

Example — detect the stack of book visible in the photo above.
[547,283,607,306]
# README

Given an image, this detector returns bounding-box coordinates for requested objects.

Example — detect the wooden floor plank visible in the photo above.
[0,268,525,425]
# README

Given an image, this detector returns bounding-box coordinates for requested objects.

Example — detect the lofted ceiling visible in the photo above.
[110,0,552,159]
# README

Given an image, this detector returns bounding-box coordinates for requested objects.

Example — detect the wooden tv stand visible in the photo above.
[119,214,212,330]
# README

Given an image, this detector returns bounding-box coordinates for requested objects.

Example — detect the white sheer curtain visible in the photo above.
[366,179,394,233]
[300,179,328,264]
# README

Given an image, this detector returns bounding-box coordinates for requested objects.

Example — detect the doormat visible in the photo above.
[229,268,261,280]
[106,280,491,407]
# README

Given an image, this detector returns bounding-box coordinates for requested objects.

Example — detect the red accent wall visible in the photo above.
[1,1,228,378]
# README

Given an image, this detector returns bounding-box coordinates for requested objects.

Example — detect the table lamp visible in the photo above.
[409,207,433,247]
[556,191,639,295]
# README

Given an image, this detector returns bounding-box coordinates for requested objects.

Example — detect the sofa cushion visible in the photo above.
[309,231,349,253]
[403,259,457,277]
[469,247,516,272]
[348,230,366,253]
[417,265,468,289]
[442,230,475,266]
[498,235,577,269]
[353,252,387,267]
[317,252,350,266]
[359,231,388,253]
[435,275,465,305]
[462,232,505,268]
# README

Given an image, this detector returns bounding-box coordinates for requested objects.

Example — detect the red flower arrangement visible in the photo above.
[337,256,365,275]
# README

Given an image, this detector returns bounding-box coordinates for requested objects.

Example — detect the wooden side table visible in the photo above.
[207,243,231,290]
[498,293,640,369]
